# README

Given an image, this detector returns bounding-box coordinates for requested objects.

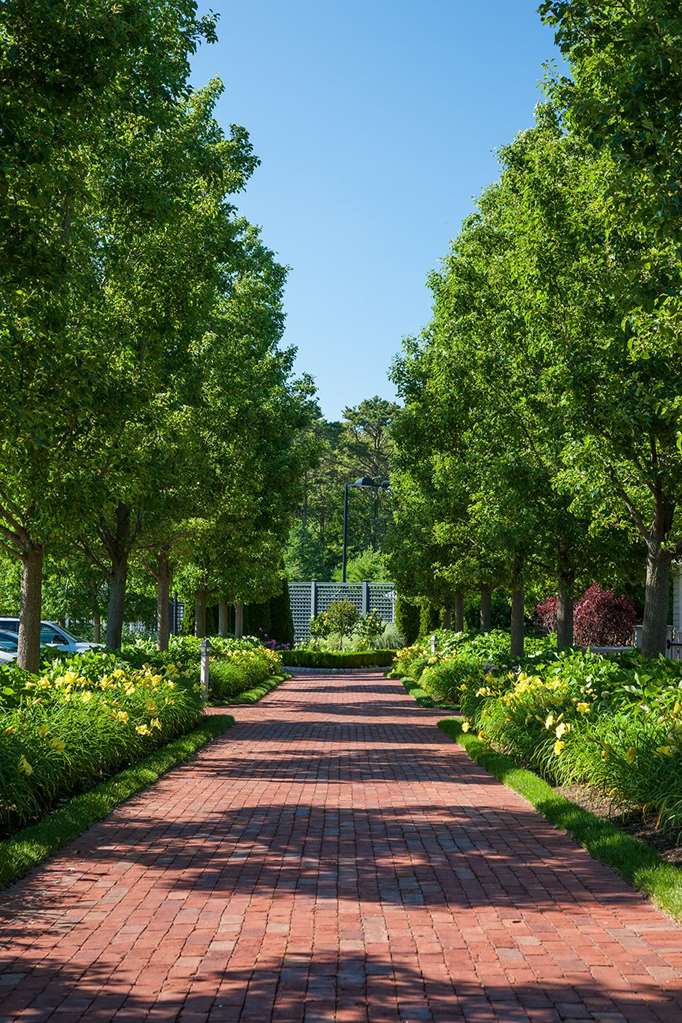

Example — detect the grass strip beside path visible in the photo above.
[226,674,289,705]
[438,717,682,921]
[401,676,436,707]
[0,714,234,890]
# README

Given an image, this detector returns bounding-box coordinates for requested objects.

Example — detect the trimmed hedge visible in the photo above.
[283,649,395,668]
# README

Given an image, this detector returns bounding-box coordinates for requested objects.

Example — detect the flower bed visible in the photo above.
[283,649,395,668]
[121,635,283,700]
[394,629,682,834]
[0,653,202,832]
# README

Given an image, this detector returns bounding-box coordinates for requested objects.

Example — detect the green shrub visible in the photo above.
[282,649,395,668]
[0,660,202,831]
[310,600,360,638]
[395,594,420,645]
[208,646,282,700]
[439,641,682,833]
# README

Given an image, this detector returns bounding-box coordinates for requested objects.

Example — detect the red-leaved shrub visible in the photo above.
[536,595,557,634]
[573,583,637,647]
[536,583,637,646]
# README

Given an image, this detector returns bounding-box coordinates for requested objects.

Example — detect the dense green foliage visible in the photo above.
[396,629,682,833]
[285,397,398,580]
[207,647,283,701]
[0,657,202,831]
[388,1,682,660]
[0,713,233,888]
[395,595,420,645]
[0,1,317,667]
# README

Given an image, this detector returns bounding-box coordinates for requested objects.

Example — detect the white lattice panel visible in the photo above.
[288,581,395,642]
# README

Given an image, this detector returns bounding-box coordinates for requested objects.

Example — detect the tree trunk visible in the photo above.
[218,600,230,637]
[106,551,129,650]
[93,613,101,645]
[234,602,244,638]
[18,543,43,672]
[480,585,492,633]
[443,599,452,629]
[103,503,132,651]
[195,588,208,638]
[556,542,574,651]
[454,591,464,632]
[156,548,171,652]
[641,541,672,657]
[510,562,525,660]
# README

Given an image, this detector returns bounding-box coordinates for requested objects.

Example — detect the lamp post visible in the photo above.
[341,476,390,582]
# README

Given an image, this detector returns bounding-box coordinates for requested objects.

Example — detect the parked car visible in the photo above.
[0,628,19,663]
[0,619,99,654]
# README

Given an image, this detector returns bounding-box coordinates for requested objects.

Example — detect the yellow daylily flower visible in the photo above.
[150,718,161,730]
[50,738,65,752]
[553,740,566,755]
[555,722,570,739]
[656,745,674,758]
[576,702,590,714]
[18,755,33,775]
[461,721,471,733]
[625,747,637,764]
[135,724,150,736]
[544,713,555,729]
[37,723,50,737]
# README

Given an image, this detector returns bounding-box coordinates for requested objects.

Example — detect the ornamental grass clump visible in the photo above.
[0,659,202,832]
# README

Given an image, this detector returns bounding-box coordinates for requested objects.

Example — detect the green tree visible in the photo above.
[0,1,217,669]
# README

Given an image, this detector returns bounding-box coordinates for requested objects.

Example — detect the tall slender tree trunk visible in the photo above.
[638,492,675,657]
[218,600,229,637]
[106,552,129,650]
[443,599,452,629]
[156,548,171,652]
[480,584,492,633]
[510,560,525,660]
[556,541,574,651]
[104,503,132,651]
[18,542,43,672]
[454,591,464,632]
[234,602,244,638]
[93,612,101,645]
[195,588,208,638]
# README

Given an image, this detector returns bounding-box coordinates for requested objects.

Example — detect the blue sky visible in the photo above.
[191,2,561,420]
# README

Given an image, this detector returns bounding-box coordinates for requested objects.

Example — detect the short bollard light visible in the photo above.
[200,637,211,701]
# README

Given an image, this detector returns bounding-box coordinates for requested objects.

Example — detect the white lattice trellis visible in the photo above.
[288,581,396,642]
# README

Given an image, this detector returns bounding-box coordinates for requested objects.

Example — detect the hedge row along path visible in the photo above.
[1,675,681,1021]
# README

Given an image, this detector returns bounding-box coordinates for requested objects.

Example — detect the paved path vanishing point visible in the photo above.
[1,673,682,1023]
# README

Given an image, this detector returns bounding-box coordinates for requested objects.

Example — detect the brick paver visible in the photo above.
[1,673,681,1022]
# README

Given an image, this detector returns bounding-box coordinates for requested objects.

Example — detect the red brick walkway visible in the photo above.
[1,674,681,1023]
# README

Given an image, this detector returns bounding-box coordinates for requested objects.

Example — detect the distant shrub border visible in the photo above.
[0,714,234,890]
[438,718,682,922]
[283,649,395,669]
